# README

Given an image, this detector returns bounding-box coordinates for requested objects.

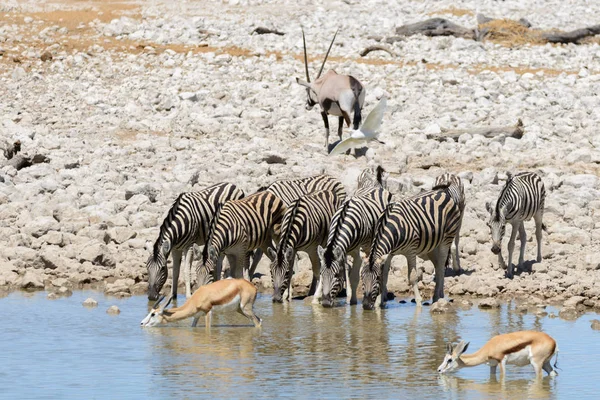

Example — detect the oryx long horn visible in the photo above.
[302,28,310,83]
[153,294,166,309]
[317,28,339,79]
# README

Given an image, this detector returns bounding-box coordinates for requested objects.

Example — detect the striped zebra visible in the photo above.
[434,173,465,273]
[361,184,461,309]
[266,174,346,207]
[145,182,244,301]
[196,190,286,286]
[318,166,392,307]
[485,171,546,279]
[267,189,345,303]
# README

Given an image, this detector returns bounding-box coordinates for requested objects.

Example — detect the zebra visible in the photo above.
[434,173,465,273]
[318,166,392,307]
[145,182,244,301]
[196,190,286,286]
[485,171,546,279]
[361,184,461,309]
[267,189,345,303]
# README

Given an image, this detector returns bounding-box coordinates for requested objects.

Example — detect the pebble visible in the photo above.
[83,298,98,307]
[106,305,121,315]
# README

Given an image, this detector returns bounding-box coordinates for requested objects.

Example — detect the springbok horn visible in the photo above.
[153,294,166,309]
[302,28,310,83]
[162,293,174,310]
[316,28,339,79]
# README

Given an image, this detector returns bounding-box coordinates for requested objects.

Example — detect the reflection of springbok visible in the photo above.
[438,331,558,378]
[141,279,262,328]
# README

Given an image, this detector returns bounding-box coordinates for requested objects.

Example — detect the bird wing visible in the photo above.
[330,137,365,155]
[359,96,387,138]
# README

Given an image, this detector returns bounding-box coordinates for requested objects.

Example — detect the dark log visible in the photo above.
[252,27,285,36]
[427,119,524,142]
[395,18,475,40]
[542,25,600,43]
[359,45,396,57]
[4,153,50,170]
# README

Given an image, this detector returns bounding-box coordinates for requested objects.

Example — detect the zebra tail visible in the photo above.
[376,165,385,185]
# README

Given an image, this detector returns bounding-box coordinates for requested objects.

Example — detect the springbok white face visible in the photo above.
[485,202,506,255]
[140,295,172,328]
[438,341,470,374]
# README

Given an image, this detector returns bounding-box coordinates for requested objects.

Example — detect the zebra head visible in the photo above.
[197,244,218,287]
[146,241,170,301]
[318,245,346,308]
[361,255,384,310]
[486,201,506,255]
[268,246,294,303]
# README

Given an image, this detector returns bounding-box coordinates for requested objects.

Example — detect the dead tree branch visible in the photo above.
[359,45,396,57]
[427,119,524,142]
[252,27,285,36]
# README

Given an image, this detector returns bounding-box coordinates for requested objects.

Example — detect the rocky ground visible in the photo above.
[0,0,599,317]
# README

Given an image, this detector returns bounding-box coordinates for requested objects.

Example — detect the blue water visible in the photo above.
[1,291,598,399]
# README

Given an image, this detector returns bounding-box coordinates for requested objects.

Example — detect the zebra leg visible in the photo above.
[338,116,344,141]
[226,254,237,279]
[518,222,527,270]
[321,111,330,149]
[309,250,322,303]
[380,255,392,308]
[216,254,225,281]
[534,212,544,262]
[348,250,362,305]
[183,246,193,298]
[407,255,422,304]
[452,217,463,272]
[430,247,448,303]
[249,248,264,280]
[506,222,519,279]
[171,249,183,299]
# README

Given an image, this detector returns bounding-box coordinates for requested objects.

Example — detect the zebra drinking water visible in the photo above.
[318,166,392,307]
[361,184,461,309]
[145,182,244,301]
[485,171,546,279]
[267,189,345,303]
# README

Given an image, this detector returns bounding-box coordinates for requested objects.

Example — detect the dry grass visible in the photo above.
[478,19,545,46]
[427,7,474,18]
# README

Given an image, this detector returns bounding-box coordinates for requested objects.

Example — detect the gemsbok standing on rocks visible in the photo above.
[295,29,365,151]
[438,331,559,378]
[140,278,262,328]
[486,171,546,279]
[361,183,461,309]
[145,182,244,301]
[196,190,286,286]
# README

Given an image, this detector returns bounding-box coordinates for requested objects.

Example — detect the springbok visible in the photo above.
[140,278,262,328]
[295,29,365,150]
[438,331,559,378]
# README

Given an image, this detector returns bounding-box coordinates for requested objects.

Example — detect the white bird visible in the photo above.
[330,96,387,155]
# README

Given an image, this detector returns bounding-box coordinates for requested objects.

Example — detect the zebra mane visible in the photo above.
[367,202,395,269]
[278,198,302,258]
[324,199,351,265]
[431,182,450,191]
[255,185,269,193]
[153,193,185,260]
[494,176,513,221]
[202,203,224,263]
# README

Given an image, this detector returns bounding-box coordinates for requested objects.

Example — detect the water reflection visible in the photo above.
[0,291,597,399]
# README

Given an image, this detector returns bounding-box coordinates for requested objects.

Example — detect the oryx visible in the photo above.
[295,29,366,151]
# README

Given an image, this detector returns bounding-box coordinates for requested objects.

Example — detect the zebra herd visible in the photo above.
[145,169,547,309]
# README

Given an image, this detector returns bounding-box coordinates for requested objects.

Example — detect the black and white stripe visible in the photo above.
[318,166,392,307]
[434,173,465,272]
[146,183,244,301]
[267,189,344,303]
[486,171,546,279]
[266,174,346,207]
[196,190,286,286]
[362,185,461,309]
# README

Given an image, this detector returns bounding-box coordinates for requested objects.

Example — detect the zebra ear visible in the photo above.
[208,245,218,260]
[161,241,171,255]
[333,247,344,261]
[485,201,493,214]
[317,245,326,259]
[285,246,294,261]
[267,247,277,261]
